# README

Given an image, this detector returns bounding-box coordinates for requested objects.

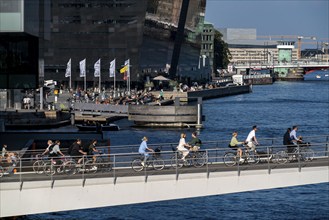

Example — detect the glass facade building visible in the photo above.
[0,0,40,89]
[1,0,208,89]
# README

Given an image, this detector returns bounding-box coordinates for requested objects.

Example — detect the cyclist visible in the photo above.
[69,139,87,164]
[86,139,100,163]
[229,131,245,162]
[188,132,202,152]
[245,125,259,151]
[177,133,189,161]
[138,137,154,166]
[290,126,301,145]
[42,140,65,164]
[283,128,294,153]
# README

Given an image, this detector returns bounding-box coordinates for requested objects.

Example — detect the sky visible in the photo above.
[205,0,329,47]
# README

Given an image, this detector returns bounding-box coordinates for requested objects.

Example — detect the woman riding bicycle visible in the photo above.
[229,131,245,162]
[138,136,154,166]
[177,133,189,161]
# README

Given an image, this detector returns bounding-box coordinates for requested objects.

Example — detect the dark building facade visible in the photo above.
[1,0,208,91]
[0,0,41,89]
[43,0,147,89]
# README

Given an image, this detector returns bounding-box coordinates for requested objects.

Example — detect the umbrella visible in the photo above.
[153,75,170,81]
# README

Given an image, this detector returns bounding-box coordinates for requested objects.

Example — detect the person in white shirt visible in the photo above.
[290,126,301,145]
[245,125,259,151]
[177,133,189,160]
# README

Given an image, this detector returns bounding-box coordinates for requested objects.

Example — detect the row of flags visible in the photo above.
[65,58,130,79]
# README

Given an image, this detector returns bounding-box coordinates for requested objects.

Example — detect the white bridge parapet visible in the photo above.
[0,166,328,218]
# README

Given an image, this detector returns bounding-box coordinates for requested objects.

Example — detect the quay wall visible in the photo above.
[128,105,198,127]
[187,84,251,100]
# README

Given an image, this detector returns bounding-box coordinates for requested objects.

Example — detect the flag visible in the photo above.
[94,59,101,77]
[120,65,128,74]
[65,59,71,77]
[124,59,130,78]
[109,59,115,77]
[79,59,86,77]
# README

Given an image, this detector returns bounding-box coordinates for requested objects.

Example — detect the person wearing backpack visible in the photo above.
[41,140,55,156]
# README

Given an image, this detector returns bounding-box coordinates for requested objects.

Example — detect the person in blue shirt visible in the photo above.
[138,136,154,166]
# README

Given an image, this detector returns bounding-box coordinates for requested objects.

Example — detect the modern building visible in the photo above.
[0,0,41,89]
[1,0,210,93]
[218,28,298,65]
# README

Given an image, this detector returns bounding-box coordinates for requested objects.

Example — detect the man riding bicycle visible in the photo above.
[138,137,154,166]
[188,132,202,152]
[245,125,259,151]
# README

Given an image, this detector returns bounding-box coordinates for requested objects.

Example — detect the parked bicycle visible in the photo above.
[131,147,165,172]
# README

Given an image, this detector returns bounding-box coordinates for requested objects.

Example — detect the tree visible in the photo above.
[213,30,231,75]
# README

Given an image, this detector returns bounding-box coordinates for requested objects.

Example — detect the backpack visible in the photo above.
[67,143,74,155]
[48,144,55,152]
[83,144,89,153]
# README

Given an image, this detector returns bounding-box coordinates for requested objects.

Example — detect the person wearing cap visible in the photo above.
[245,125,259,151]
[138,137,154,166]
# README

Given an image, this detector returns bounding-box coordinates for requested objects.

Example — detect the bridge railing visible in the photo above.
[1,135,328,188]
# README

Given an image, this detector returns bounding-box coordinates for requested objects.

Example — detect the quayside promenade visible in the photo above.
[0,135,328,217]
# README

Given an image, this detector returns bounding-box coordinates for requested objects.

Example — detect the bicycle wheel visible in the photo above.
[223,152,237,167]
[246,152,260,164]
[152,158,165,170]
[63,161,77,175]
[33,160,45,174]
[43,161,56,176]
[301,148,314,161]
[275,151,289,164]
[170,155,184,169]
[0,166,4,177]
[131,159,144,172]
[85,160,97,174]
[193,152,207,168]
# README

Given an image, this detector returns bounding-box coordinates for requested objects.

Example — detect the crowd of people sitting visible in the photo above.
[0,144,19,167]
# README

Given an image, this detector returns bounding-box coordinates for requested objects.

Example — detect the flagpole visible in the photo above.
[99,59,101,92]
[114,59,116,92]
[84,59,86,92]
[70,74,71,90]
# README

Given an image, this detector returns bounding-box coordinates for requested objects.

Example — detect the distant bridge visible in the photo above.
[1,136,328,217]
[233,61,329,70]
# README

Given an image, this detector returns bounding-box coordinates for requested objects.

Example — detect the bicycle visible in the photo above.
[84,152,112,174]
[43,156,76,176]
[33,154,48,174]
[131,149,165,172]
[223,145,260,167]
[275,143,314,164]
[170,147,208,168]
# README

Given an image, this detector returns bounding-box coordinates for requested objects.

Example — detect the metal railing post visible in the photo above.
[175,152,178,181]
[267,147,271,175]
[19,157,23,191]
[325,135,329,157]
[113,155,116,185]
[82,156,86,187]
[297,146,301,172]
[206,149,209,179]
[237,157,240,176]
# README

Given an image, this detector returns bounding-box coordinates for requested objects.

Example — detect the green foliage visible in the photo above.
[213,30,232,74]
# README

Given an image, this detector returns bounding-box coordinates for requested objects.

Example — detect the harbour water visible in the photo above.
[25,81,329,219]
